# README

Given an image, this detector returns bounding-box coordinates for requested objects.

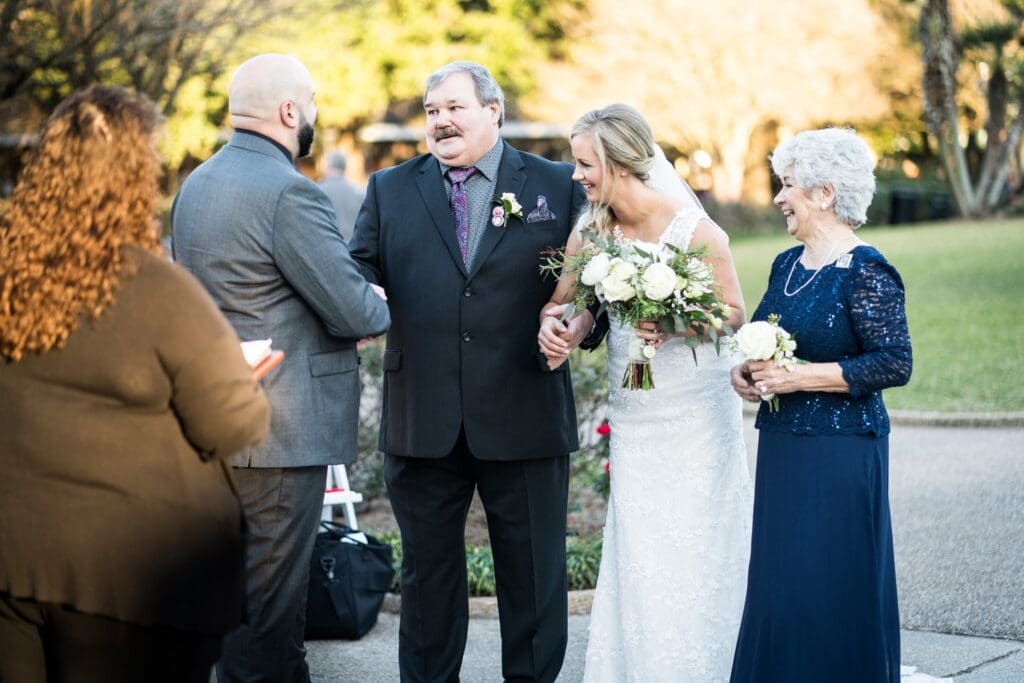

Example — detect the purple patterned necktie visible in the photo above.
[447,166,477,261]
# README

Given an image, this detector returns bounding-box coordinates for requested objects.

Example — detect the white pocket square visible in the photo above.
[526,195,557,223]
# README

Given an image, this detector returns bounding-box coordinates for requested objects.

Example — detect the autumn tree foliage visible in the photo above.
[523,0,909,202]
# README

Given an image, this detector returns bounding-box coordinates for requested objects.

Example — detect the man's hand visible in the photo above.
[538,304,594,371]
[370,284,388,301]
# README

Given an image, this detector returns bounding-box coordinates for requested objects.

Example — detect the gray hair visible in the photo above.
[325,151,347,172]
[770,127,876,228]
[424,61,505,126]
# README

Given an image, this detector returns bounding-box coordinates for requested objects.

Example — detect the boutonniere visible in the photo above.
[491,192,524,227]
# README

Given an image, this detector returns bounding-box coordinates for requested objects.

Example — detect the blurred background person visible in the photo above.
[730,127,912,682]
[319,150,364,241]
[0,85,270,682]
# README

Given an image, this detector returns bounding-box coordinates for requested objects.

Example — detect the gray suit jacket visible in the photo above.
[172,131,390,467]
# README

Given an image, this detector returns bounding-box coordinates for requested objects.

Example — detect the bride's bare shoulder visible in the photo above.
[691,216,732,248]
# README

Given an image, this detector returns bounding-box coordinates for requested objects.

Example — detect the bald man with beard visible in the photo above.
[172,54,390,682]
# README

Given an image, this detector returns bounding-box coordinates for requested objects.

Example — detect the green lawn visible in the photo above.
[729,219,1024,412]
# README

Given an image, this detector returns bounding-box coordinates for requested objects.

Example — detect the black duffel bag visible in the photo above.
[305,521,395,639]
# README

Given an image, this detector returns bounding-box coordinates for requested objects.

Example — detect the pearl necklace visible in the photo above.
[782,241,841,297]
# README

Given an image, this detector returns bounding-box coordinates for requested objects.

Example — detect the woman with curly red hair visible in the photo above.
[0,85,270,682]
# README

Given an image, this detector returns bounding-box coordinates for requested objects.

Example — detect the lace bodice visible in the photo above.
[752,245,912,436]
[608,205,707,251]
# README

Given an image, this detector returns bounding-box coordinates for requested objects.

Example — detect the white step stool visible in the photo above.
[322,463,363,529]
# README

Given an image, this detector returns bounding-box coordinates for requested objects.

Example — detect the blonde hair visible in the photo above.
[0,85,163,361]
[570,104,656,238]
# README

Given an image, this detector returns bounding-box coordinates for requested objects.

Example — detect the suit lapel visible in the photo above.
[416,158,468,278]
[468,142,526,280]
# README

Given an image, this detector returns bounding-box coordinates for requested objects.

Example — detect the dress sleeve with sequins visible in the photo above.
[837,256,913,399]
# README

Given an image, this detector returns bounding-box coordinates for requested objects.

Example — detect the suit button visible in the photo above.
[462,332,471,342]
[463,288,472,297]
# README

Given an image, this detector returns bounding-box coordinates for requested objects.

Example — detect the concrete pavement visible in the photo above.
[304,418,1024,682]
[307,614,1024,682]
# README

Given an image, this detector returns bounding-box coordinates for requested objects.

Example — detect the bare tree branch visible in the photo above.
[1,0,298,119]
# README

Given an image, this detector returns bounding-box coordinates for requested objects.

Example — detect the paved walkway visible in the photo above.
[303,419,1024,682]
[307,614,1024,682]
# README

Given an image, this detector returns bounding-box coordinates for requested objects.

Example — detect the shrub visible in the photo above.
[566,535,603,591]
[376,531,603,596]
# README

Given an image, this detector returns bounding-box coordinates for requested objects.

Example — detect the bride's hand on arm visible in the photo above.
[538,230,586,369]
[539,304,571,369]
[539,302,596,370]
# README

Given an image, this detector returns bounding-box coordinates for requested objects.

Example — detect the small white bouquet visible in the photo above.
[542,231,732,390]
[730,313,797,411]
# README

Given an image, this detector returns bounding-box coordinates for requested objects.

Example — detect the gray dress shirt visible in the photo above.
[440,140,503,269]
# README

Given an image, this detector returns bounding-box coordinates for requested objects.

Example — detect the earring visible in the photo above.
[820,202,829,210]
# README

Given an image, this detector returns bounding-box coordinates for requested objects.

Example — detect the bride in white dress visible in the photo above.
[538,104,753,682]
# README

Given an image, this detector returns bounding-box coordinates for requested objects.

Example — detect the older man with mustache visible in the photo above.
[349,61,594,683]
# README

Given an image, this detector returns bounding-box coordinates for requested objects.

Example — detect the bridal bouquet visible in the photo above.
[541,231,732,390]
[730,314,797,411]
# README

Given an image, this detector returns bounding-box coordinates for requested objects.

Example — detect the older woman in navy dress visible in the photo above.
[729,128,912,682]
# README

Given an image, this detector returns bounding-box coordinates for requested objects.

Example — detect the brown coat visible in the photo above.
[0,246,270,635]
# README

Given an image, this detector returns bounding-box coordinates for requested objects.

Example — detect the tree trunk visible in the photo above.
[919,0,978,216]
[711,122,753,204]
[983,112,1024,210]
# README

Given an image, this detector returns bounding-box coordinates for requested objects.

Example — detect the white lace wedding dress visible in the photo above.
[582,208,754,682]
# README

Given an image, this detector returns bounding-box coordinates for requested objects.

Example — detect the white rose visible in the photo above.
[601,276,636,302]
[732,321,779,360]
[580,252,611,286]
[606,258,636,280]
[501,192,522,214]
[602,259,637,301]
[640,262,677,301]
[641,343,658,359]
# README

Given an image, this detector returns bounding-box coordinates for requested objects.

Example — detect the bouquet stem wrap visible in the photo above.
[624,333,656,390]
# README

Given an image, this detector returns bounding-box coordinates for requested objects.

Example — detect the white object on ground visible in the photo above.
[901,665,953,682]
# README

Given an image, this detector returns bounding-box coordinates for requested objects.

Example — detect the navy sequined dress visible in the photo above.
[731,245,912,683]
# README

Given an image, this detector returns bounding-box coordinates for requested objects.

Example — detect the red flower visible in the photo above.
[602,458,611,474]
[596,422,611,437]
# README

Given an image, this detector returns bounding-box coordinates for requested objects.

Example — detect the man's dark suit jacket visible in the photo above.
[349,141,587,461]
